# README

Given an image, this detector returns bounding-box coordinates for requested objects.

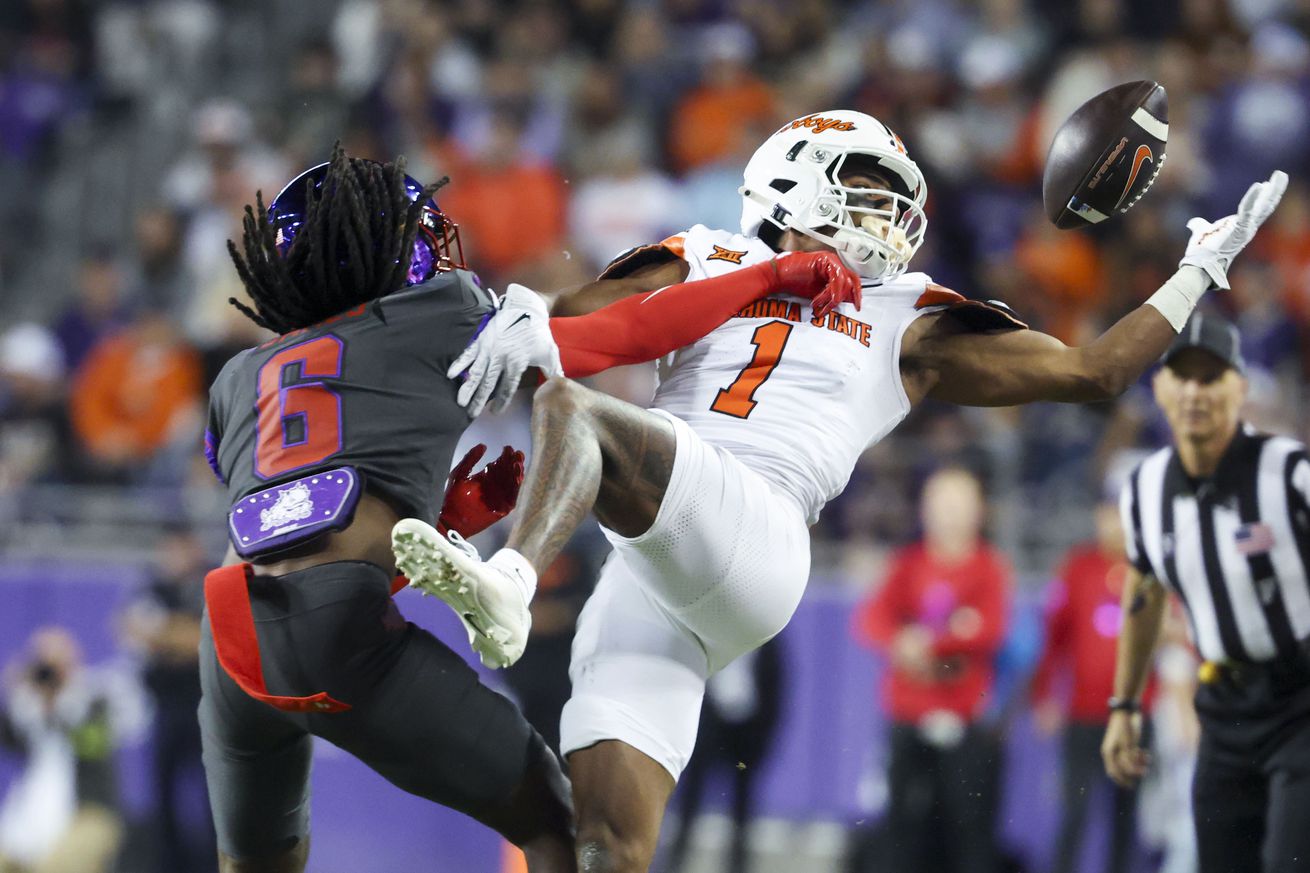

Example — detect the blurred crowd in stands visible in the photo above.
[4,0,1310,573]
[2,0,1310,572]
[4,4,1306,869]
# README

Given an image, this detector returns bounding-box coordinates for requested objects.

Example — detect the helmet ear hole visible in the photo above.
[769,178,797,193]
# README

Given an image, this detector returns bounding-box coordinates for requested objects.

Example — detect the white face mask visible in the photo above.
[860,216,913,258]
[788,172,927,281]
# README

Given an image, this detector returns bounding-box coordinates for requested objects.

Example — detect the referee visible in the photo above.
[1102,313,1310,872]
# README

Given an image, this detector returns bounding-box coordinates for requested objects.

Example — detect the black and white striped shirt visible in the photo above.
[1121,426,1310,663]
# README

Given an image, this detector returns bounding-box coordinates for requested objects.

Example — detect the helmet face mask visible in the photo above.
[411,201,466,283]
[739,111,928,282]
[268,161,466,288]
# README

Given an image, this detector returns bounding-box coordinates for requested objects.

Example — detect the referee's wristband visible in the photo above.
[1107,696,1140,714]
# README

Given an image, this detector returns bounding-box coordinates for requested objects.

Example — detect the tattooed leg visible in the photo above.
[508,381,679,871]
[506,378,676,574]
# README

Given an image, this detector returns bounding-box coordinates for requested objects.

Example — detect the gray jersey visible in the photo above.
[205,270,494,523]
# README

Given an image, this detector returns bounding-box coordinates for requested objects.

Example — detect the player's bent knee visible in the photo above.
[534,377,592,419]
[575,824,656,873]
[454,732,574,863]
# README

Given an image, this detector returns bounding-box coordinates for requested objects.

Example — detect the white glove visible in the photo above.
[448,283,563,417]
[1179,170,1287,289]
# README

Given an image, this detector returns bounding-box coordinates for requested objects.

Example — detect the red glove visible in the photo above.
[393,444,525,595]
[764,251,862,318]
[436,444,525,538]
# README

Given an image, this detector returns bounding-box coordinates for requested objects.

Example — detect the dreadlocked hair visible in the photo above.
[226,144,448,334]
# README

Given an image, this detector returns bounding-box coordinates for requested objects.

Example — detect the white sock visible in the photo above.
[488,548,538,602]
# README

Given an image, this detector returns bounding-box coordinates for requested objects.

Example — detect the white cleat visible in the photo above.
[391,518,530,669]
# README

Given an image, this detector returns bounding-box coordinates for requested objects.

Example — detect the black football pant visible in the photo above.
[886,721,1000,873]
[1192,661,1310,873]
[1051,721,1139,873]
[154,703,215,873]
[199,561,561,859]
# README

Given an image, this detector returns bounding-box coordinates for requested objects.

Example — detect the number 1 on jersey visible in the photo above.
[710,321,793,419]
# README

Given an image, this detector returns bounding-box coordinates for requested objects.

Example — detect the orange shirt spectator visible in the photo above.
[1014,221,1107,343]
[667,32,776,174]
[70,316,201,466]
[987,104,1042,187]
[1257,185,1310,324]
[439,118,567,280]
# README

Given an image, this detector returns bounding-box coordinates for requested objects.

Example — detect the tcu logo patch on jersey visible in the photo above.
[707,245,747,264]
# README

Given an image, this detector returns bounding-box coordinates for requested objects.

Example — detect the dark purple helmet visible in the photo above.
[266,161,465,286]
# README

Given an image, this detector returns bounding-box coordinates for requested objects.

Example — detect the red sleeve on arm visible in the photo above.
[549,260,780,378]
[1030,565,1075,702]
[931,550,1012,658]
[853,550,915,652]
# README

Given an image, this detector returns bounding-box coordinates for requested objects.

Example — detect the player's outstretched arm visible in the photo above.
[908,301,1180,406]
[550,251,860,377]
[908,171,1287,407]
[451,253,860,415]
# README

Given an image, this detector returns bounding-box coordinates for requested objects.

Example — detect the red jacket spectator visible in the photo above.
[856,541,1012,722]
[1032,504,1155,727]
[1031,545,1130,724]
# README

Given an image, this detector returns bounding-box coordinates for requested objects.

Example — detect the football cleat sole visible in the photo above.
[391,518,527,669]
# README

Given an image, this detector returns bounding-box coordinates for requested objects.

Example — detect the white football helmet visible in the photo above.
[739,110,928,282]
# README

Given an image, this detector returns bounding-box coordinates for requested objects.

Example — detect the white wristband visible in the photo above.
[1145,266,1210,332]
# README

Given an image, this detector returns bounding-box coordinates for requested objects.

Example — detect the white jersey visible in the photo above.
[646,224,945,524]
[565,226,1022,779]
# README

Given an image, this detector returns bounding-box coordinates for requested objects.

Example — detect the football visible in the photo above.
[1042,80,1168,229]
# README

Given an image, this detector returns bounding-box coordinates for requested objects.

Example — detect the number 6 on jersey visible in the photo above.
[254,335,345,478]
[710,321,793,419]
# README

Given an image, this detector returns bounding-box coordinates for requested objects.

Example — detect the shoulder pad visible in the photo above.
[945,298,1027,331]
[915,283,1027,331]
[598,234,687,281]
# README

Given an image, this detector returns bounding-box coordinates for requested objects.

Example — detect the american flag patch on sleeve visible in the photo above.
[1235,522,1275,556]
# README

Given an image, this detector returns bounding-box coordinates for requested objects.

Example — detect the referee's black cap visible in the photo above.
[1163,314,1246,375]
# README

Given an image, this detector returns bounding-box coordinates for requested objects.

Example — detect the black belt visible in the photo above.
[1199,643,1310,691]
